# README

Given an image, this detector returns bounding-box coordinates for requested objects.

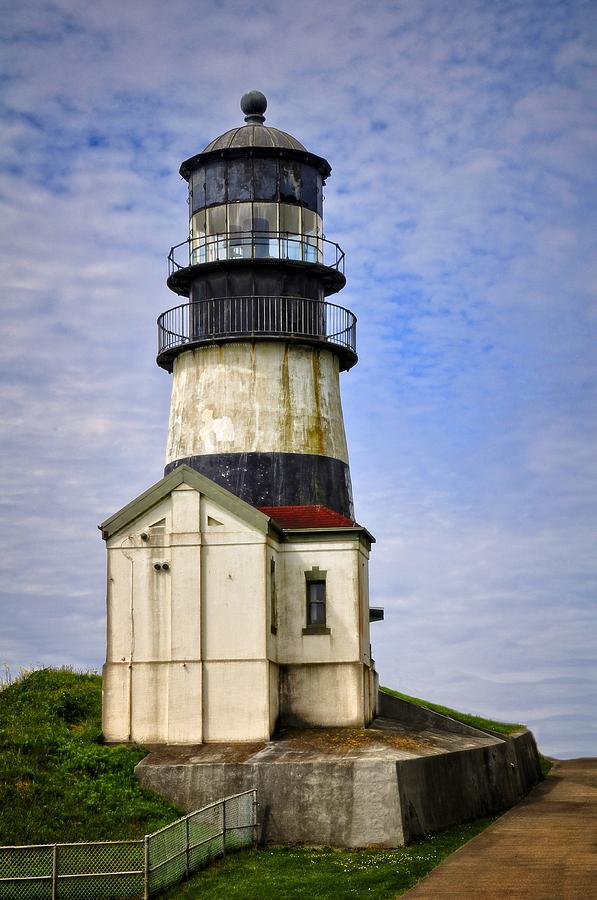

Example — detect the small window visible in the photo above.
[303,566,330,634]
[307,580,326,625]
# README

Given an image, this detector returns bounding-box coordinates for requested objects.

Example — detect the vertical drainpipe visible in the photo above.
[119,536,135,742]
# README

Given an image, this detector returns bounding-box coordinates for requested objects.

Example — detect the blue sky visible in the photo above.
[1,0,596,758]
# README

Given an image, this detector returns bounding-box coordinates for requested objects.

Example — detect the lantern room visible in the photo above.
[159,91,353,375]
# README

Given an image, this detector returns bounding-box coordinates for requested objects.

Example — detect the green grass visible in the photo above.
[0,668,181,845]
[539,755,554,777]
[159,820,495,899]
[380,686,525,735]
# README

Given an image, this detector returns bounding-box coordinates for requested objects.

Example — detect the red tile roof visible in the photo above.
[257,504,357,529]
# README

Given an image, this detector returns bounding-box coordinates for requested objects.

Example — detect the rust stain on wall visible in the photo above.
[307,351,325,455]
[280,344,293,450]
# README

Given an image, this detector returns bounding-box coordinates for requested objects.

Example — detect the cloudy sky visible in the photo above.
[1,0,596,758]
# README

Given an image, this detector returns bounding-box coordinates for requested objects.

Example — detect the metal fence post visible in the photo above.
[222,799,226,857]
[252,789,258,846]
[51,844,57,900]
[185,816,190,880]
[143,834,149,900]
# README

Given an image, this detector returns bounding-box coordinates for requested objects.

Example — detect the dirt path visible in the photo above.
[402,758,597,899]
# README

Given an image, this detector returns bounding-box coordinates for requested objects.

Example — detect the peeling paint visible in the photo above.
[308,352,325,456]
[165,342,349,465]
[199,409,235,452]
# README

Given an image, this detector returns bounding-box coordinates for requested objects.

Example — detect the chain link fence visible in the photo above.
[0,790,257,900]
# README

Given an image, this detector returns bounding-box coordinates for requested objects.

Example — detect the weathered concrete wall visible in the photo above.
[276,538,368,665]
[396,730,542,842]
[136,755,405,847]
[166,342,349,464]
[279,662,366,727]
[103,482,274,744]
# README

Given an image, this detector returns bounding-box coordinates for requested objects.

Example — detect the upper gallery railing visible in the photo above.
[157,296,357,371]
[168,231,345,274]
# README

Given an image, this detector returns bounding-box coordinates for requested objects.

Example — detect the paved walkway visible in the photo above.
[403,758,597,899]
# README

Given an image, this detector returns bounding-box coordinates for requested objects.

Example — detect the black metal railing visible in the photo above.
[157,296,357,370]
[168,232,345,274]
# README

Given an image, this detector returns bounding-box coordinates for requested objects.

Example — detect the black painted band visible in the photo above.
[164,451,354,520]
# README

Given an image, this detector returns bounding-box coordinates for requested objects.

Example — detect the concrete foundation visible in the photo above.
[135,690,542,847]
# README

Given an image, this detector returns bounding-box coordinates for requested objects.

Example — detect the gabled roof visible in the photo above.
[258,505,356,529]
[99,465,271,540]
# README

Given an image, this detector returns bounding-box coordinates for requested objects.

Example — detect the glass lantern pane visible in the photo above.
[253,203,279,259]
[228,202,252,232]
[206,205,227,235]
[302,209,322,263]
[205,206,227,261]
[190,210,206,264]
[228,203,252,259]
[280,204,301,260]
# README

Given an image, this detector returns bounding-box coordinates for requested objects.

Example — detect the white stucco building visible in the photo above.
[101,466,377,744]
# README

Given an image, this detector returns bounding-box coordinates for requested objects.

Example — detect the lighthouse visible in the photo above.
[159,90,356,518]
[98,93,544,854]
[101,93,378,745]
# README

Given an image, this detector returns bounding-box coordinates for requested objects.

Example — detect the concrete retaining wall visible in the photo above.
[396,730,541,842]
[136,755,405,847]
[135,690,542,847]
[379,690,542,841]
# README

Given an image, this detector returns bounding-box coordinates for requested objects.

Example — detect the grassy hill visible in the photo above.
[380,686,525,734]
[0,668,180,845]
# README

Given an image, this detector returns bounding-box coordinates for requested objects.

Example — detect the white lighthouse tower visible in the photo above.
[101,92,379,745]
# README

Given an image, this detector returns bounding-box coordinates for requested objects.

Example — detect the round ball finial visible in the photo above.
[241,90,267,124]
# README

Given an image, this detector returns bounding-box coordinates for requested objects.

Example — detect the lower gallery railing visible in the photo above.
[157,296,357,371]
[0,789,257,900]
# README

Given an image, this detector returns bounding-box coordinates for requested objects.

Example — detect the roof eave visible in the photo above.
[278,525,376,545]
[99,465,271,540]
[179,145,332,181]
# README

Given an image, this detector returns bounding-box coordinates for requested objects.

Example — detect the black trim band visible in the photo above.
[164,451,353,519]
